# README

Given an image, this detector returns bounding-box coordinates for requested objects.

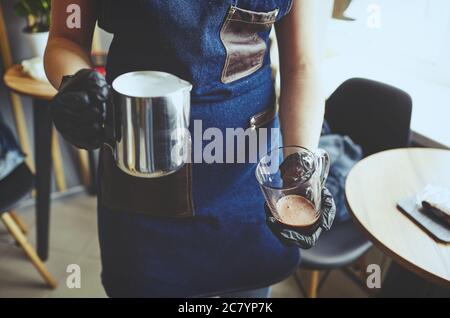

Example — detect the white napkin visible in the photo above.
[416,184,450,215]
[21,57,50,83]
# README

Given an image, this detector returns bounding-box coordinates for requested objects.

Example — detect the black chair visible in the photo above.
[297,78,412,297]
[0,163,56,288]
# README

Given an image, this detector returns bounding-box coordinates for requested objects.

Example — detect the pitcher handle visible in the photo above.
[315,148,330,188]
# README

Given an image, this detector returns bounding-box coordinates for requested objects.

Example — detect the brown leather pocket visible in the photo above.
[220,6,279,84]
[98,146,194,217]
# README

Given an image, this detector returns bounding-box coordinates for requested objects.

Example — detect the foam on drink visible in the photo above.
[113,71,188,98]
[276,195,318,227]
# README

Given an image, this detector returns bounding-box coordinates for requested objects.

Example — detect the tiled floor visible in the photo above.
[0,194,384,298]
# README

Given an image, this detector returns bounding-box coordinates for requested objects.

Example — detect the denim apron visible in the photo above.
[97,0,299,297]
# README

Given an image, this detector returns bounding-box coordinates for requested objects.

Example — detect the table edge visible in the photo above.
[3,65,55,101]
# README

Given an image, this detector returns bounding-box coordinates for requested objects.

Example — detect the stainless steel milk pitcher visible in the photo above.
[104,71,193,178]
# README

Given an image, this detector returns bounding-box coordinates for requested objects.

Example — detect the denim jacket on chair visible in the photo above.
[320,121,363,222]
[0,115,25,181]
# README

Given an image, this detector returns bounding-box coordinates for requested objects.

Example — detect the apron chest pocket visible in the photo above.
[220,6,279,84]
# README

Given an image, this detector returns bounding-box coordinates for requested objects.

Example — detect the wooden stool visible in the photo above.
[4,65,96,260]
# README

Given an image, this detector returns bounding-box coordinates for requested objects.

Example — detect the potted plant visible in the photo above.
[14,0,51,58]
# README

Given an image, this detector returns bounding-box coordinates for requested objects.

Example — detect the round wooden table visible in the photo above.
[346,148,450,287]
[4,65,57,100]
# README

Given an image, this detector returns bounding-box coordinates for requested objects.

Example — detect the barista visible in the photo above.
[45,0,335,297]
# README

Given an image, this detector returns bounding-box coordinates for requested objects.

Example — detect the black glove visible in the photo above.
[265,187,336,249]
[50,69,110,150]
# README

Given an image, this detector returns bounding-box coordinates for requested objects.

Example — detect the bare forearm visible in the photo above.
[44,37,92,89]
[279,66,325,151]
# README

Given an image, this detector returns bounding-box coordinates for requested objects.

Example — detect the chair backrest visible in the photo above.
[325,78,412,156]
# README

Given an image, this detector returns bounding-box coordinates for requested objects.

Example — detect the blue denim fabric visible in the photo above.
[102,0,293,101]
[320,121,363,222]
[0,115,25,181]
[98,0,298,298]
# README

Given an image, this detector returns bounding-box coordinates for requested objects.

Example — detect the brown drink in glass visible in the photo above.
[256,146,330,235]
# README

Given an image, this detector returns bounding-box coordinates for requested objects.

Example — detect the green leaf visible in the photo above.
[13,1,31,17]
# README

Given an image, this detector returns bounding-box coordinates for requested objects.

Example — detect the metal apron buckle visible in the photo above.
[249,103,278,130]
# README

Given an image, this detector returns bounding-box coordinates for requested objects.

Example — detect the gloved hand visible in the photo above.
[265,187,336,249]
[50,69,110,150]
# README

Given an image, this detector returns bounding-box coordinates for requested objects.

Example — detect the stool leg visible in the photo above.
[34,99,52,261]
[77,149,91,188]
[51,128,67,192]
[9,210,28,235]
[308,271,320,298]
[1,213,57,289]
